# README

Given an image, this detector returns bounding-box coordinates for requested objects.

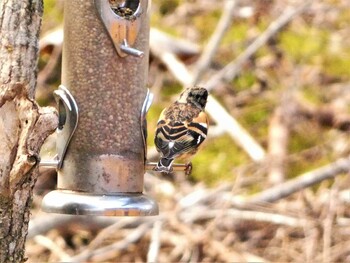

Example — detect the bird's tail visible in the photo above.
[154,158,174,173]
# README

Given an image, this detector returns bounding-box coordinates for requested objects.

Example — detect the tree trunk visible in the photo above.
[0,1,57,262]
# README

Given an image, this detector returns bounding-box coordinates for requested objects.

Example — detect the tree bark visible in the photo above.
[0,1,57,262]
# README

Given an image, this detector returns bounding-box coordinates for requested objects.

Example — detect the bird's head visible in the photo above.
[179,86,208,109]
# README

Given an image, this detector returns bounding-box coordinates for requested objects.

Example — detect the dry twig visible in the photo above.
[68,222,153,262]
[204,0,313,91]
[190,0,238,85]
[28,215,118,240]
[247,157,350,204]
[33,235,71,262]
[179,208,311,228]
[147,220,163,263]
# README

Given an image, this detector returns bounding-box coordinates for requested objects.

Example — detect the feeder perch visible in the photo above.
[41,0,158,216]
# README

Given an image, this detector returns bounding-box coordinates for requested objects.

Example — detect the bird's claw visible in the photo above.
[153,166,173,174]
[151,162,192,175]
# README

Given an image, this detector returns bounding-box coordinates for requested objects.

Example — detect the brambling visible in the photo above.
[154,86,209,174]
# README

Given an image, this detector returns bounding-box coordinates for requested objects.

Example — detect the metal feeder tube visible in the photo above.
[42,0,158,216]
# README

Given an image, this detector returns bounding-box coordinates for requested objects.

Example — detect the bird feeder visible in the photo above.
[40,0,158,216]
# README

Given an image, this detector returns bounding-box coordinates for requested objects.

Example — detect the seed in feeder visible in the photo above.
[112,6,134,18]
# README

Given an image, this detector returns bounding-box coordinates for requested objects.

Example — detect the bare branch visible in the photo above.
[68,222,152,262]
[28,106,58,155]
[147,220,163,263]
[207,96,266,160]
[33,235,71,262]
[247,157,350,204]
[267,87,298,185]
[204,0,313,91]
[268,107,290,185]
[180,208,311,228]
[28,215,118,240]
[150,28,200,58]
[191,0,238,85]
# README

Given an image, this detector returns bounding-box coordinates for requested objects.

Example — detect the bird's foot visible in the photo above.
[153,165,173,174]
[151,162,191,175]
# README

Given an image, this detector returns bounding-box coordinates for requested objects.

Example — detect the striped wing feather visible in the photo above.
[155,110,208,160]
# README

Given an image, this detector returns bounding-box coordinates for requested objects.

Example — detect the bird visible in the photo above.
[154,86,209,174]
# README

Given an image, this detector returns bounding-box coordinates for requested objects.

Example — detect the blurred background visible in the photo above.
[30,0,350,262]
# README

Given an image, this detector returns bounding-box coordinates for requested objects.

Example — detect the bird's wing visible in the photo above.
[187,111,208,137]
[154,131,170,156]
[169,111,208,157]
[168,130,201,158]
[155,107,209,159]
[155,119,188,157]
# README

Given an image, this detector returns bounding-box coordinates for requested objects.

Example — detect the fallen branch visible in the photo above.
[150,28,200,58]
[68,222,153,262]
[204,0,313,91]
[191,0,238,85]
[33,235,71,262]
[207,96,266,160]
[147,220,163,263]
[28,215,118,239]
[180,208,311,228]
[267,86,298,185]
[247,156,350,204]
[85,217,158,251]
